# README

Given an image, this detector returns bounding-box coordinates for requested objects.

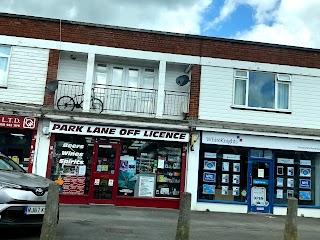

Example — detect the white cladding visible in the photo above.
[199,64,320,129]
[2,46,49,105]
[57,53,87,82]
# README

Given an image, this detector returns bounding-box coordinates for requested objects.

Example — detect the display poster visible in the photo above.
[157,159,165,169]
[233,163,240,172]
[300,168,311,177]
[222,174,229,183]
[299,191,311,201]
[222,186,229,195]
[258,169,264,178]
[222,162,229,171]
[299,179,311,189]
[300,160,311,166]
[277,166,284,175]
[251,187,266,206]
[276,177,284,187]
[204,160,216,170]
[287,167,294,176]
[287,190,294,198]
[287,178,294,188]
[138,176,155,197]
[232,186,240,196]
[276,189,283,199]
[277,158,294,164]
[203,172,216,182]
[232,175,240,184]
[204,152,217,159]
[203,184,215,195]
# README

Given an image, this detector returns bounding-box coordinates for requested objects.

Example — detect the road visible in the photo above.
[1,205,320,240]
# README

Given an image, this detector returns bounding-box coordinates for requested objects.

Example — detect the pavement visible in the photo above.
[1,204,320,240]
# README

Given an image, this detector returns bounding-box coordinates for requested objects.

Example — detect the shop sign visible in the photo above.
[49,122,189,142]
[253,179,269,185]
[202,131,320,153]
[0,115,37,130]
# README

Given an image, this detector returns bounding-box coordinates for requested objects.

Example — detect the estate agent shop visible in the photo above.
[192,131,320,218]
[46,122,189,209]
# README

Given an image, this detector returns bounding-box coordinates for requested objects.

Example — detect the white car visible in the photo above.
[0,154,53,228]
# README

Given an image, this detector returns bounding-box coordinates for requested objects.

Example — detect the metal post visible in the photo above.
[175,192,191,240]
[284,197,298,240]
[40,182,60,240]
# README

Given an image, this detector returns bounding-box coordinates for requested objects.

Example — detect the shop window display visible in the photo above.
[198,145,248,203]
[50,135,93,195]
[117,140,183,198]
[274,150,318,206]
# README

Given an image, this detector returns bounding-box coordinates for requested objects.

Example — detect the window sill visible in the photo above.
[231,105,292,114]
[197,199,247,205]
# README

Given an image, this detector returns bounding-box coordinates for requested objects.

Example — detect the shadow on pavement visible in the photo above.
[0,227,40,239]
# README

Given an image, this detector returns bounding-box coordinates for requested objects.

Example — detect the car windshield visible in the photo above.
[0,155,26,172]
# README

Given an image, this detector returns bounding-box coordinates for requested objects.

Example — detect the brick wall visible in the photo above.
[44,49,60,106]
[189,65,201,119]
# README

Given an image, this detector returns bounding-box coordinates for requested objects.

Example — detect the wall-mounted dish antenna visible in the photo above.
[176,75,190,86]
[45,80,59,93]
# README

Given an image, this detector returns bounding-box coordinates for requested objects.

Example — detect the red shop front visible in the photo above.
[46,121,189,209]
[0,114,38,173]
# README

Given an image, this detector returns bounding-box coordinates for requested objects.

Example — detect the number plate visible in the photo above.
[24,206,46,215]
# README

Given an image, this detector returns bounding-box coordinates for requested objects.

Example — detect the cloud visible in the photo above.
[205,0,279,31]
[0,0,212,34]
[211,0,320,48]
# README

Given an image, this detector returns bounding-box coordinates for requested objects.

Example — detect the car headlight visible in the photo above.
[0,181,22,190]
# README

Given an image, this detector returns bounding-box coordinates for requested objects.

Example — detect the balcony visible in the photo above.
[54,80,189,119]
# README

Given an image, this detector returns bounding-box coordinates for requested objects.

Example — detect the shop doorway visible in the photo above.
[88,143,121,204]
[247,149,274,213]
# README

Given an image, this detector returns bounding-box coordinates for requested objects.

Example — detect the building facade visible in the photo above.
[1,13,320,214]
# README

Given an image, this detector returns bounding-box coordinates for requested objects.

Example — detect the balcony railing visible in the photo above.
[92,83,157,115]
[163,90,189,117]
[54,81,189,118]
[55,80,85,112]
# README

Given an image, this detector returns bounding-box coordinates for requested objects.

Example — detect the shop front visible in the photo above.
[46,122,189,209]
[194,131,320,217]
[0,114,38,172]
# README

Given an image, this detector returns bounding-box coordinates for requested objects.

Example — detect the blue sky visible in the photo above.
[202,1,255,38]
[0,0,319,49]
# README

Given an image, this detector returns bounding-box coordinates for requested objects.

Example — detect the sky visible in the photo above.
[0,0,320,49]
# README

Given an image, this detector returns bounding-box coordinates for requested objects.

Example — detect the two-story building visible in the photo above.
[2,13,320,216]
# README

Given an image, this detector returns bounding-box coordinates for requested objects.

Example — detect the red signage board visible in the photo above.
[0,115,38,130]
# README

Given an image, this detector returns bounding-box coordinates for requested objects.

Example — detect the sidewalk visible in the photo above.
[2,205,320,240]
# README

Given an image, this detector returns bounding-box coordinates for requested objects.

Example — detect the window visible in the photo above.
[233,70,291,110]
[0,45,11,87]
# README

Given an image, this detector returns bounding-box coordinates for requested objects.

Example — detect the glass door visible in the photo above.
[248,149,274,213]
[89,143,120,204]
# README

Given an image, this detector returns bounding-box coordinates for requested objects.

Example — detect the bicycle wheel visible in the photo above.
[90,98,104,113]
[56,96,75,111]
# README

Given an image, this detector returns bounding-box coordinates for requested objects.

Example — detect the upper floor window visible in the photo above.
[0,45,11,87]
[94,63,156,89]
[233,70,291,110]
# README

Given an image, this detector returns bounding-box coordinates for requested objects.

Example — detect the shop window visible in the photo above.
[50,135,93,195]
[198,145,248,203]
[274,151,318,207]
[233,70,291,110]
[118,140,183,198]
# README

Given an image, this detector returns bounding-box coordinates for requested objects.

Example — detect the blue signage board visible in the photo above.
[203,172,216,182]
[299,179,311,189]
[253,179,269,185]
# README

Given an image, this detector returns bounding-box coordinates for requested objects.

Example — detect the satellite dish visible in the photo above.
[45,80,59,93]
[176,75,190,86]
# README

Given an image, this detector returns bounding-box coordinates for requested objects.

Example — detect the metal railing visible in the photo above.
[163,90,189,117]
[54,80,85,111]
[92,83,157,115]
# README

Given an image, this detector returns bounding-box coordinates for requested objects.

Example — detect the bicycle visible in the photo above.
[56,90,104,113]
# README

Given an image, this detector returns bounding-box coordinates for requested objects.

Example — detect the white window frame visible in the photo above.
[233,70,291,112]
[94,62,157,89]
[0,45,11,87]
